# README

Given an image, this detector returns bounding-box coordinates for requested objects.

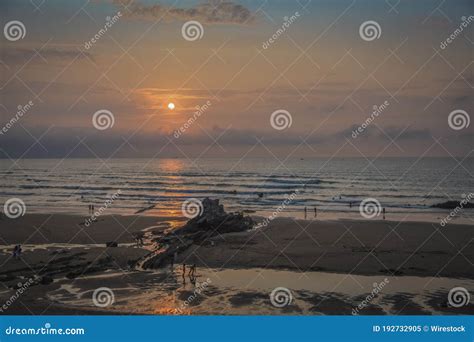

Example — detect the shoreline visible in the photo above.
[1,213,473,276]
[7,205,474,226]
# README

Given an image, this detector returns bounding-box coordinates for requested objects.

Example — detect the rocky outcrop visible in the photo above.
[431,201,474,209]
[140,198,253,269]
[177,198,254,236]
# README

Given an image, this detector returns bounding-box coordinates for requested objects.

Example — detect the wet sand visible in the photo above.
[179,217,474,280]
[0,213,472,315]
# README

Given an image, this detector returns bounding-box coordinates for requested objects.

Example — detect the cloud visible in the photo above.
[113,0,255,25]
[0,124,447,159]
[1,48,93,66]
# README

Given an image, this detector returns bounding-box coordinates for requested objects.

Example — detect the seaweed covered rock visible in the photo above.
[178,198,254,236]
[139,198,253,269]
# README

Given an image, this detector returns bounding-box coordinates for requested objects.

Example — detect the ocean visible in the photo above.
[1,157,473,222]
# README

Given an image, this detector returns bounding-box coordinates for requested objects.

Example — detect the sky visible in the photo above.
[0,0,473,158]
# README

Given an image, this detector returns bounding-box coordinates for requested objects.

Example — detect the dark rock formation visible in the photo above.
[39,275,53,285]
[105,241,118,247]
[140,198,253,269]
[177,198,254,236]
[431,200,474,209]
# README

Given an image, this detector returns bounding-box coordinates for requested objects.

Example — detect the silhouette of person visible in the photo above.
[12,245,18,258]
[188,264,196,277]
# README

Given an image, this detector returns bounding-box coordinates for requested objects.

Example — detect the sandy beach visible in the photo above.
[179,217,474,279]
[0,213,472,315]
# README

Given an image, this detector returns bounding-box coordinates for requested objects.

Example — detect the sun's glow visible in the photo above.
[167,102,175,110]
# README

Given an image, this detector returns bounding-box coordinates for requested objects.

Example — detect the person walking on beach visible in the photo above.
[314,206,317,218]
[304,207,307,220]
[383,208,386,220]
[189,264,196,277]
[13,245,22,258]
[12,245,18,258]
[170,252,178,271]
